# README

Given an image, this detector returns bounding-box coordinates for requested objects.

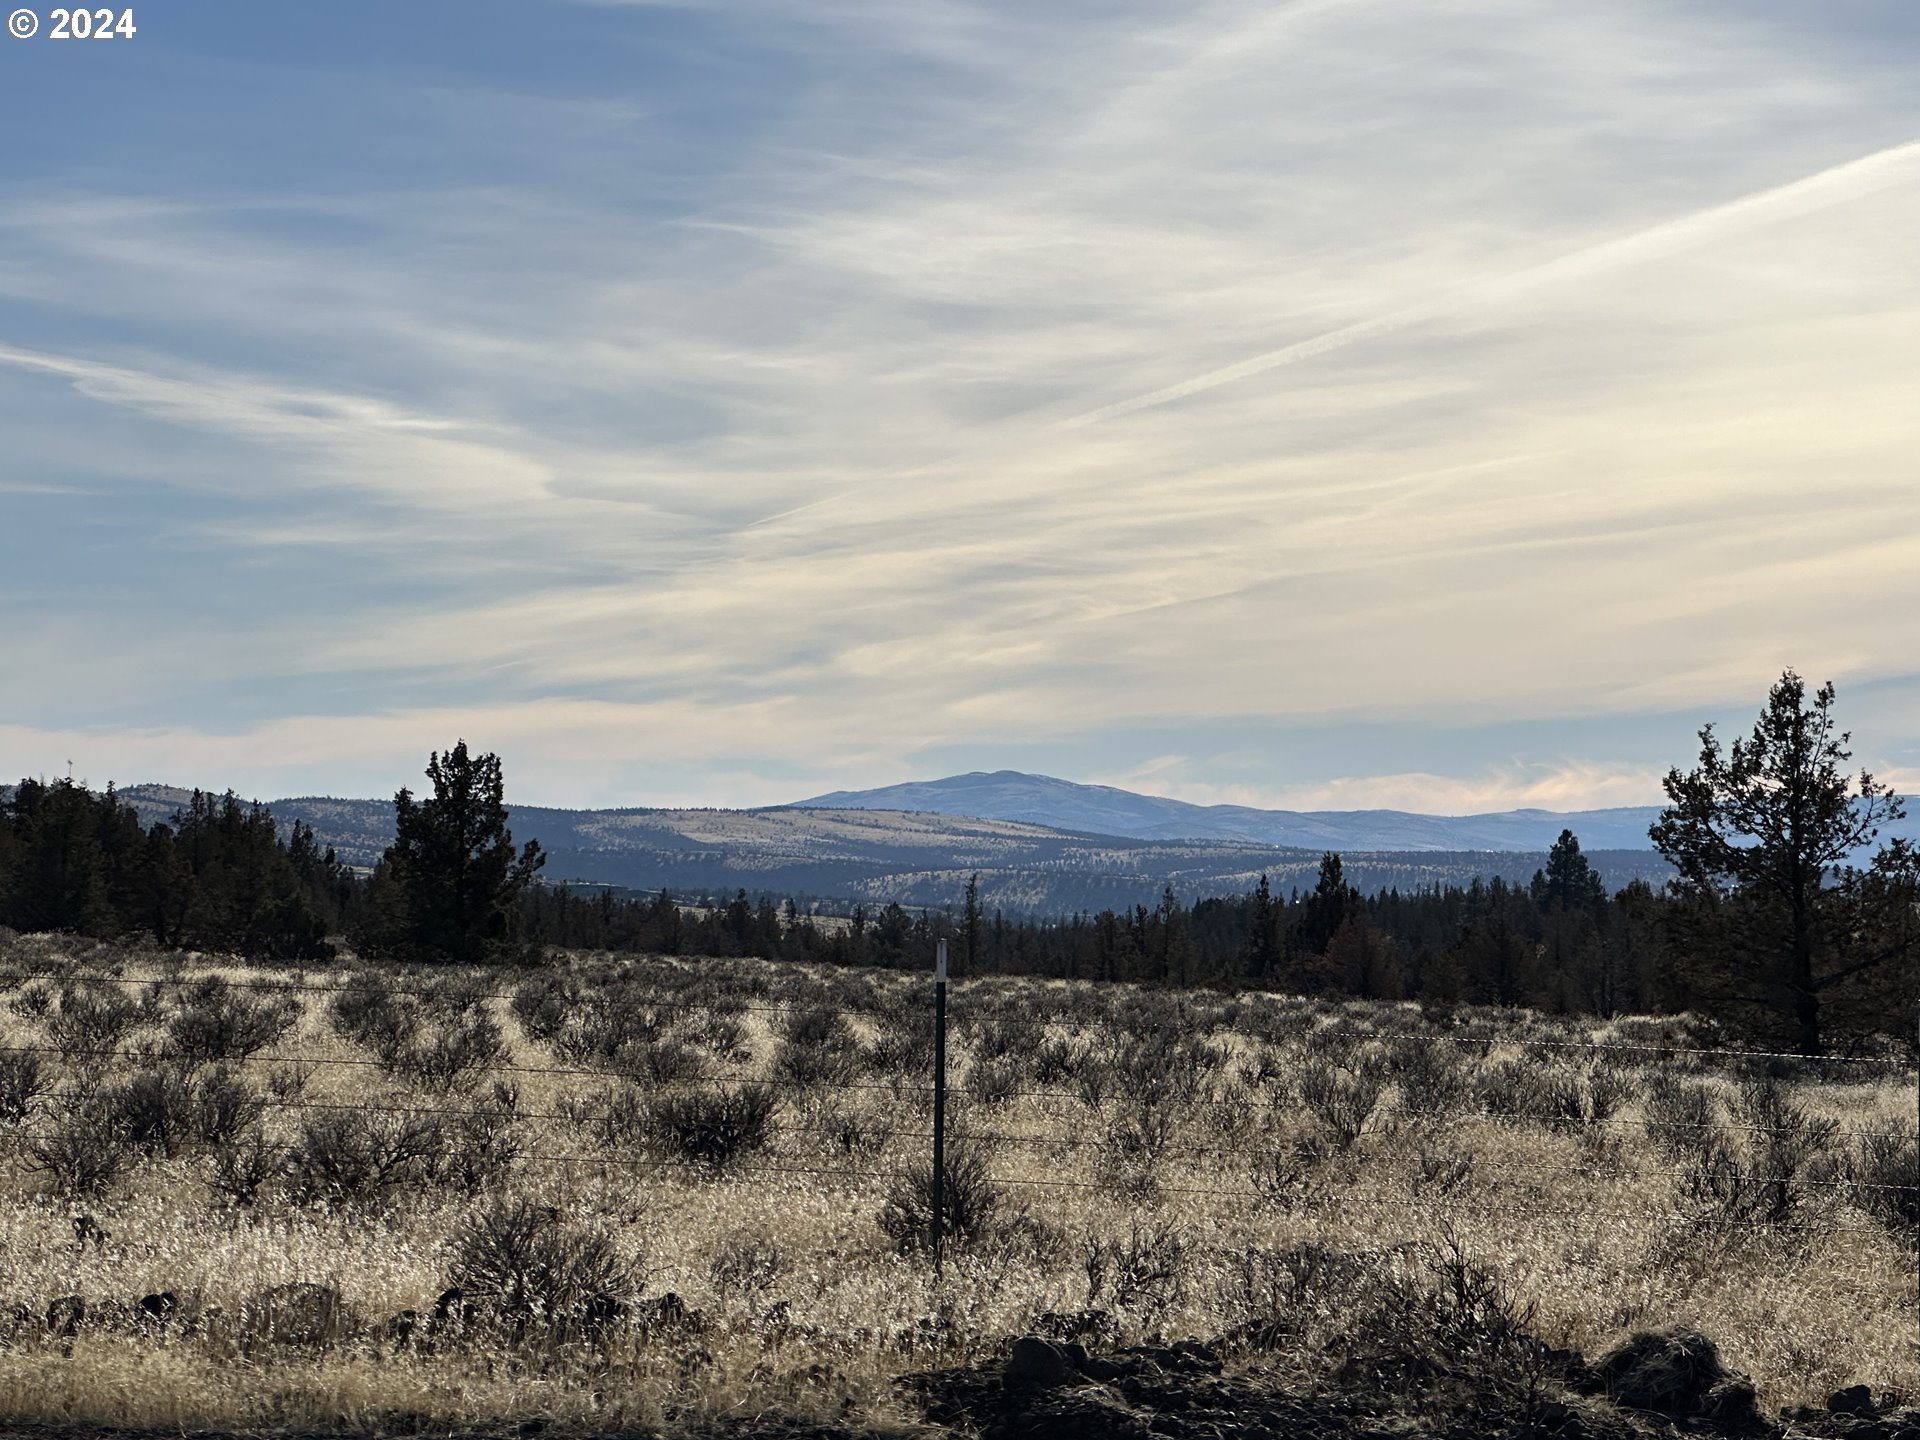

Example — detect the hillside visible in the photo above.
[110,784,1671,914]
[797,770,1671,850]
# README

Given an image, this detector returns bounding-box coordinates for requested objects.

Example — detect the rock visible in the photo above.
[1835,1386,1882,1419]
[992,1382,1153,1439]
[1590,1326,1733,1418]
[1006,1336,1072,1389]
[136,1291,177,1328]
[1704,1377,1760,1426]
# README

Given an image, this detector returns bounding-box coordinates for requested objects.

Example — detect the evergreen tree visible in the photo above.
[1289,853,1363,983]
[1531,830,1606,912]
[369,742,545,964]
[962,873,982,977]
[1651,671,1915,1054]
[1243,873,1279,980]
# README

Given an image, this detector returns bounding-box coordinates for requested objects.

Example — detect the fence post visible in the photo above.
[933,938,948,1279]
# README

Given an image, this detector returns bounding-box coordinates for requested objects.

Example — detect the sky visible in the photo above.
[2,0,1918,815]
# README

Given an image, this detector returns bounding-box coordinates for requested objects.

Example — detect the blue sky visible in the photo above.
[3,1,1918,812]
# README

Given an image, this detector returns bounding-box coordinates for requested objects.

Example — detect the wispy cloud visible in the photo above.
[3,0,1918,806]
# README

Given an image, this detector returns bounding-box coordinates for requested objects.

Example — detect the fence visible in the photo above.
[0,946,1916,1374]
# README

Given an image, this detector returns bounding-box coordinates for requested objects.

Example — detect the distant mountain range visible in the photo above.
[797,770,1673,851]
[105,777,1680,915]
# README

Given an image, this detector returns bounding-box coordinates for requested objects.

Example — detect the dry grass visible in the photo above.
[0,930,1914,1431]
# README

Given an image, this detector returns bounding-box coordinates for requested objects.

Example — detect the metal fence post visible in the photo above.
[933,938,948,1280]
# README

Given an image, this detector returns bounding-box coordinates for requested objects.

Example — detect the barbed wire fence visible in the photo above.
[0,948,1916,1358]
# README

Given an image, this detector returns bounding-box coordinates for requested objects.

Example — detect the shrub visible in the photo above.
[192,1066,267,1148]
[25,1093,131,1195]
[47,983,142,1062]
[391,1012,506,1095]
[1538,1063,1634,1137]
[1474,1058,1548,1120]
[864,1016,934,1078]
[1643,1073,1718,1160]
[167,977,299,1062]
[285,1111,444,1208]
[1075,1059,1114,1110]
[556,990,663,1065]
[208,1128,282,1207]
[964,1056,1022,1107]
[107,1069,195,1157]
[1099,1100,1177,1170]
[0,1051,48,1123]
[1677,1079,1837,1229]
[612,1036,709,1087]
[1298,1056,1384,1150]
[6,982,53,1021]
[879,1142,1002,1253]
[1247,1132,1332,1212]
[510,975,579,1044]
[810,1101,888,1158]
[430,1083,523,1193]
[684,1010,747,1060]
[772,1006,860,1090]
[708,1230,791,1298]
[1031,1037,1078,1086]
[449,1197,631,1329]
[645,1085,776,1170]
[1847,1121,1920,1234]
[1081,1218,1189,1315]
[1386,1036,1471,1118]
[329,975,416,1061]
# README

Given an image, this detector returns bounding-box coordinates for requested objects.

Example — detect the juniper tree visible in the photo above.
[370,742,544,965]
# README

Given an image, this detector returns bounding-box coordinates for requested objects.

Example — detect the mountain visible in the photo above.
[108,784,1671,914]
[795,770,1671,851]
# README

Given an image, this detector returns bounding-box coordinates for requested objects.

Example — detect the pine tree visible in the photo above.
[1244,873,1279,980]
[1651,671,1916,1054]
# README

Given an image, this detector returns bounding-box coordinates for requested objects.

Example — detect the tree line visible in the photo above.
[4,675,1916,1053]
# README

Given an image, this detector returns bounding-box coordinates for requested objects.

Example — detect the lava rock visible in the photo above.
[1703,1376,1760,1427]
[1006,1336,1072,1389]
[990,1382,1152,1440]
[1834,1387,1881,1419]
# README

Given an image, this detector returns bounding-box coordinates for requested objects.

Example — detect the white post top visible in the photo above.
[936,939,948,982]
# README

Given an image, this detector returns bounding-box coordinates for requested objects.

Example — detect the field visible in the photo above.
[0,931,1914,1435]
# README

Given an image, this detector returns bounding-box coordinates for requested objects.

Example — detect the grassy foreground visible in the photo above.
[0,931,1914,1433]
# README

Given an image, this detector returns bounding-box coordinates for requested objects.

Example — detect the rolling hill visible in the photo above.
[108,783,1674,915]
[796,770,1671,850]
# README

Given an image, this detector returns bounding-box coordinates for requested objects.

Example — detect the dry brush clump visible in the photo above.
[0,941,1915,1433]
